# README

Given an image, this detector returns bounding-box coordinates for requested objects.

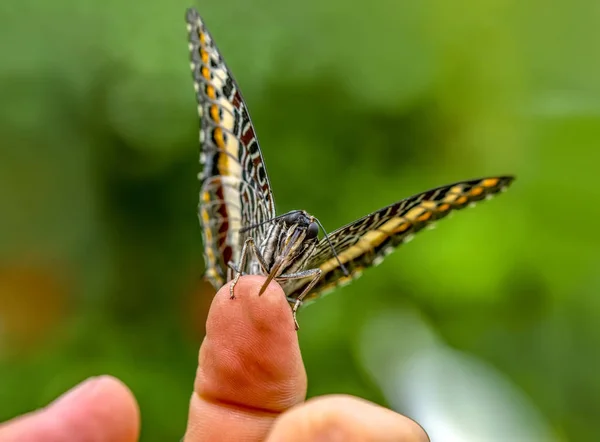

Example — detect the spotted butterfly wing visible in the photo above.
[186,8,276,288]
[185,9,515,327]
[285,176,514,303]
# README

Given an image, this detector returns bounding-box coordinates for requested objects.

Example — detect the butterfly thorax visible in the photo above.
[252,210,319,277]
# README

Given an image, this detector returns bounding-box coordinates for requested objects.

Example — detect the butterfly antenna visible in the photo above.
[314,219,349,276]
[239,210,303,234]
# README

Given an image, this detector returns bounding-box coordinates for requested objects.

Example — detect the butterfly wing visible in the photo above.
[286,176,515,302]
[186,9,276,288]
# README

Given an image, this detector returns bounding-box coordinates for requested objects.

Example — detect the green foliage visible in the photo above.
[1,0,599,440]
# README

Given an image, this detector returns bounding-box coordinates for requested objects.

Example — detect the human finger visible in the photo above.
[183,276,307,441]
[266,394,429,442]
[0,375,140,442]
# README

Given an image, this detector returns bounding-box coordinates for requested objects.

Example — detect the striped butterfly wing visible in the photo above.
[186,9,276,288]
[286,176,515,303]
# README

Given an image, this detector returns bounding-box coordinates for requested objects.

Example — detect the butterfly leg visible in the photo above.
[276,268,322,330]
[227,262,246,275]
[228,237,270,299]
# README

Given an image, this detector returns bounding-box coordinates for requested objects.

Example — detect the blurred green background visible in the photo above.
[1,0,598,440]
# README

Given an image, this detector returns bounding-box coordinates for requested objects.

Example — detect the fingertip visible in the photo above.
[267,395,429,442]
[198,276,306,411]
[0,375,140,442]
[185,276,307,440]
[52,375,140,442]
[208,275,294,332]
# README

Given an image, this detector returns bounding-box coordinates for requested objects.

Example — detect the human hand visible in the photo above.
[0,276,429,441]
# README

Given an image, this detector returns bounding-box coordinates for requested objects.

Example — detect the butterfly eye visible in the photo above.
[306,222,319,239]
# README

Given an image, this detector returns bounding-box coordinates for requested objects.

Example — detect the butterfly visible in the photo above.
[185,8,514,329]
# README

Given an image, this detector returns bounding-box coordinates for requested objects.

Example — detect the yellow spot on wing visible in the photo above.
[404,206,425,222]
[207,85,216,99]
[200,48,209,64]
[470,186,484,196]
[482,178,500,187]
[214,128,230,175]
[455,195,468,205]
[210,104,220,123]
[393,221,411,234]
[417,211,432,222]
[443,186,462,203]
[214,127,225,147]
[200,207,213,243]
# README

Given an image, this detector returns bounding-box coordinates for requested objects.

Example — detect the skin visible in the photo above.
[0,276,429,441]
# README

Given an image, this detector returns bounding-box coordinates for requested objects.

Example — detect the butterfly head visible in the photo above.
[282,210,319,240]
[277,211,319,263]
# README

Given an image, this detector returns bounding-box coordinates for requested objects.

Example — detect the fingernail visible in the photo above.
[52,376,102,406]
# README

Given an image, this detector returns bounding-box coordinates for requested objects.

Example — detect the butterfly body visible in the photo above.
[185,8,515,328]
[257,211,320,278]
